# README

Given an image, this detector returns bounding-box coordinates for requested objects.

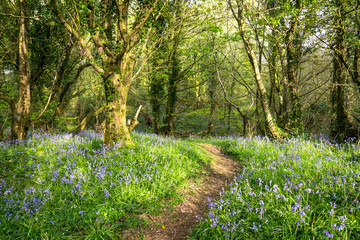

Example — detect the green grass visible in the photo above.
[0,131,210,239]
[190,135,360,239]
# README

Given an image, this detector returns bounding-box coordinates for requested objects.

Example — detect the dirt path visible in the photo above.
[128,143,241,240]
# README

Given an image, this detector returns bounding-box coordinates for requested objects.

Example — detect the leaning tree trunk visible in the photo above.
[241,31,280,138]
[230,0,281,139]
[12,0,31,141]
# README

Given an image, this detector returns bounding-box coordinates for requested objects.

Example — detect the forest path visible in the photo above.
[126,143,241,240]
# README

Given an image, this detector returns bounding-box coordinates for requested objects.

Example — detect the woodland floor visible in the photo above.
[123,143,241,240]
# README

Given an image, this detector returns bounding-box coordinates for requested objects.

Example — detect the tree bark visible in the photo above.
[149,27,166,134]
[50,0,159,146]
[207,30,219,135]
[206,86,217,135]
[150,68,164,134]
[164,51,179,136]
[164,3,183,136]
[351,9,360,94]
[330,0,351,140]
[276,41,289,127]
[103,54,134,145]
[285,0,302,133]
[11,0,31,140]
[229,0,281,139]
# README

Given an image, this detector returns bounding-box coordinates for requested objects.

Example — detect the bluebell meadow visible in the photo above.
[0,131,208,239]
[190,135,360,239]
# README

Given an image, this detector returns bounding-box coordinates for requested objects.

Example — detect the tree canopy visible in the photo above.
[1,0,360,143]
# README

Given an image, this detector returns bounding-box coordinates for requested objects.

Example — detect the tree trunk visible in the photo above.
[164,52,179,136]
[276,41,289,127]
[206,72,218,135]
[267,1,281,120]
[150,51,166,135]
[351,9,360,94]
[206,99,217,135]
[50,0,159,146]
[150,78,163,134]
[285,0,302,133]
[352,32,360,94]
[0,123,3,140]
[230,0,281,138]
[12,0,31,140]
[330,0,351,140]
[103,55,134,145]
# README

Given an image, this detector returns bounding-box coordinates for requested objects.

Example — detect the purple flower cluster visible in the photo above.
[0,131,202,238]
[195,135,360,239]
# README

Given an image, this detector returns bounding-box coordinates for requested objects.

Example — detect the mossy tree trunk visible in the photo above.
[164,51,179,136]
[164,2,183,137]
[149,14,167,135]
[150,64,166,134]
[103,55,134,145]
[331,0,351,140]
[0,0,32,141]
[50,0,159,146]
[12,0,31,140]
[285,0,303,133]
[350,9,360,95]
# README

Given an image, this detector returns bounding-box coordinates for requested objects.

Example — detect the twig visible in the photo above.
[0,12,42,19]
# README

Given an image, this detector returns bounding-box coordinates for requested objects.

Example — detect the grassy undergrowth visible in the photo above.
[190,135,360,239]
[0,131,210,239]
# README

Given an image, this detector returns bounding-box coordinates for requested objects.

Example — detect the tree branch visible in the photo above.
[49,0,104,74]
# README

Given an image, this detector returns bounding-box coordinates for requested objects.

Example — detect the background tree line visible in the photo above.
[1,0,360,144]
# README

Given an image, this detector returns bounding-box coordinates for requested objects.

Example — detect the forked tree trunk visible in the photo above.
[50,0,159,146]
[206,100,217,135]
[11,0,31,140]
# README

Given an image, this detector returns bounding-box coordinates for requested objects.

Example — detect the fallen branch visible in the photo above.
[71,104,105,135]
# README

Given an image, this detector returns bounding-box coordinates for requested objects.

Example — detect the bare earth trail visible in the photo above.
[127,143,241,240]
